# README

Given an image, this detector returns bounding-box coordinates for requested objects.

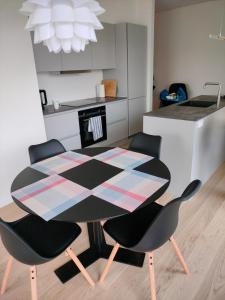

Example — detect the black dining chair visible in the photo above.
[99,180,202,300]
[129,133,162,159]
[0,215,95,300]
[29,139,66,164]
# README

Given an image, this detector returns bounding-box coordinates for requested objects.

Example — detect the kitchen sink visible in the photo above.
[179,100,216,108]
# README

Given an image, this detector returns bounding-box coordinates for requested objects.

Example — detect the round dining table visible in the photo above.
[11,147,171,283]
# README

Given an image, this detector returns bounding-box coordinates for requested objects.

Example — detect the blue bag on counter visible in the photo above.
[160,89,169,101]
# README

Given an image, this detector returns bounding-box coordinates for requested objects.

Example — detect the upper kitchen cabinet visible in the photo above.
[127,24,147,99]
[32,34,61,72]
[92,23,116,70]
[61,44,92,71]
[31,23,116,72]
[103,23,147,98]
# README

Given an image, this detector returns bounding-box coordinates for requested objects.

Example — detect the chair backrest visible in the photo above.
[132,180,202,253]
[0,217,49,265]
[129,133,162,159]
[29,139,66,164]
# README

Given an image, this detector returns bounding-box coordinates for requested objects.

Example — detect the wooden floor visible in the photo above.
[1,161,225,300]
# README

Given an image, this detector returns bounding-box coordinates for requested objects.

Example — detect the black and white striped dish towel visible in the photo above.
[88,116,103,141]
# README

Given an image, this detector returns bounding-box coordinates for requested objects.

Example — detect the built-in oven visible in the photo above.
[78,106,107,148]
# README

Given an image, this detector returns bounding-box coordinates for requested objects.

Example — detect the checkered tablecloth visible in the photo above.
[12,148,169,221]
[11,174,91,221]
[31,151,92,175]
[93,169,168,212]
[94,147,153,170]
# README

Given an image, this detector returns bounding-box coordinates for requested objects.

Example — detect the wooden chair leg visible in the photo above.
[99,243,120,283]
[0,256,13,295]
[148,252,157,300]
[66,248,95,287]
[169,236,190,275]
[30,266,38,300]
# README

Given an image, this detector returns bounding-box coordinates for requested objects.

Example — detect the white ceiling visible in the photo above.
[156,0,218,12]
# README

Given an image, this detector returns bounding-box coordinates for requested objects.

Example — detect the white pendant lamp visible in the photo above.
[20,0,105,53]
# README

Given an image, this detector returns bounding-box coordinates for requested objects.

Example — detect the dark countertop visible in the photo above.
[43,97,127,116]
[144,95,225,121]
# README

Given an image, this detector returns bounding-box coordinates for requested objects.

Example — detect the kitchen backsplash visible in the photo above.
[37,70,103,104]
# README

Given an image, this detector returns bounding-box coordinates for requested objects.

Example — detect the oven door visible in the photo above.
[78,106,107,148]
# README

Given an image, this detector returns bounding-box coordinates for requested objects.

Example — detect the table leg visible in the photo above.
[55,222,145,283]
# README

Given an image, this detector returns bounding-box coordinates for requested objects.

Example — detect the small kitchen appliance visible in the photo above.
[39,89,48,110]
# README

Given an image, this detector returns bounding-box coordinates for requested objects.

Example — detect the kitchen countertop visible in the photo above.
[144,95,225,121]
[43,97,127,116]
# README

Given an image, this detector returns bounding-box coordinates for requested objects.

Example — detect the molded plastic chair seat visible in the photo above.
[11,215,81,259]
[104,203,162,248]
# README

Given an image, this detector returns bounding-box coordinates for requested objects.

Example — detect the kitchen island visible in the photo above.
[144,95,225,195]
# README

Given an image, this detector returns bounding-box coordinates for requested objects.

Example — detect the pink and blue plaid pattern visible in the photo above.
[11,174,91,221]
[94,147,153,170]
[93,170,168,212]
[31,151,92,175]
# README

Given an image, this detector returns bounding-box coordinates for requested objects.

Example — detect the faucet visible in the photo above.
[203,82,222,108]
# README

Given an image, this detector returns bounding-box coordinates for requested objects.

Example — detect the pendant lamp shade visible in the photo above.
[20,0,105,53]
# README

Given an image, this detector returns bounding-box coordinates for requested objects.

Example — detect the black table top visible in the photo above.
[11,147,171,223]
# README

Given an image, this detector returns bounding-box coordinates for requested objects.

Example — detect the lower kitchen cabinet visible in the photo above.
[44,100,129,150]
[44,110,81,151]
[106,100,128,144]
[107,119,128,145]
[128,97,146,136]
[60,135,81,151]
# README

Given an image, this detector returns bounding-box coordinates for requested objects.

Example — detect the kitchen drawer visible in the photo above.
[44,110,80,140]
[60,134,81,151]
[107,119,128,144]
[106,100,128,125]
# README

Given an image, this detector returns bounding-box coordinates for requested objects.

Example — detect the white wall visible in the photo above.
[0,0,46,208]
[154,0,225,99]
[37,71,103,104]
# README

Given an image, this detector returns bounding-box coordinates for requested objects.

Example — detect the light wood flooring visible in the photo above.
[1,161,225,300]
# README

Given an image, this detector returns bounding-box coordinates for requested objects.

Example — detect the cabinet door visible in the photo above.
[44,110,80,140]
[129,97,146,136]
[106,100,128,125]
[103,24,128,97]
[92,23,116,70]
[127,24,147,99]
[60,134,81,151]
[32,35,62,72]
[61,44,92,71]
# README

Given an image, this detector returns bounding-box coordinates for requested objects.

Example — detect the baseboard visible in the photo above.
[0,199,13,209]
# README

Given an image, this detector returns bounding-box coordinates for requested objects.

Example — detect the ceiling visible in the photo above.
[156,0,218,12]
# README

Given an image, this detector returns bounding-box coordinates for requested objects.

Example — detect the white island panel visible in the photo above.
[143,106,225,196]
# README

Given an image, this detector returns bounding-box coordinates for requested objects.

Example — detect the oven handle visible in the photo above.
[82,114,106,122]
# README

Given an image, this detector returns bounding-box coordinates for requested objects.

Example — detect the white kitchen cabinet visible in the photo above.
[103,23,147,98]
[92,23,116,70]
[32,23,116,72]
[106,100,128,144]
[44,110,81,150]
[107,120,128,145]
[128,97,146,136]
[60,134,81,151]
[32,34,62,72]
[106,100,128,125]
[44,100,129,149]
[61,44,92,71]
